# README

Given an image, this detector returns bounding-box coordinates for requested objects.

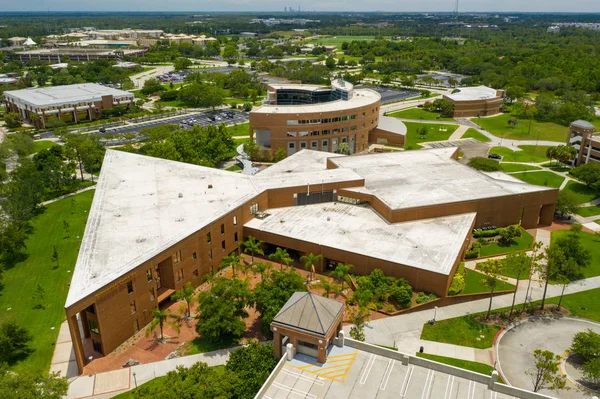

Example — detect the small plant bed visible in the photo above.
[540,162,571,172]
[461,128,491,142]
[179,336,239,356]
[577,204,600,218]
[467,226,534,258]
[388,107,455,122]
[510,171,565,188]
[420,315,502,349]
[462,269,515,294]
[562,181,599,205]
[448,263,466,296]
[489,146,551,163]
[551,230,600,278]
[500,163,541,173]
[226,164,242,172]
[416,353,498,376]
[32,140,58,153]
[349,269,418,313]
[403,122,459,149]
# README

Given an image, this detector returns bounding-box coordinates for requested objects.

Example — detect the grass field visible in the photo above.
[421,314,502,349]
[500,163,541,173]
[477,229,534,258]
[562,181,599,205]
[489,145,550,163]
[388,108,455,122]
[112,376,167,398]
[180,336,238,356]
[577,204,600,218]
[0,190,94,373]
[475,114,568,142]
[309,35,389,49]
[226,122,250,137]
[461,128,491,143]
[462,269,516,294]
[551,231,600,278]
[510,171,565,188]
[416,353,497,376]
[403,122,459,149]
[32,140,58,153]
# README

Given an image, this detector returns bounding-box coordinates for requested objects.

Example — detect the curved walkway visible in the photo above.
[236,143,259,175]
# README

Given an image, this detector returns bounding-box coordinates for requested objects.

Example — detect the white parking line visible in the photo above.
[467,380,476,399]
[359,354,376,385]
[272,381,317,399]
[489,391,497,399]
[282,368,325,385]
[400,365,414,397]
[379,359,395,391]
[421,369,435,399]
[444,375,455,399]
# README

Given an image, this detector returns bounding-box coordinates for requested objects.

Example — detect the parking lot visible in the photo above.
[357,86,420,104]
[262,347,515,399]
[156,67,240,83]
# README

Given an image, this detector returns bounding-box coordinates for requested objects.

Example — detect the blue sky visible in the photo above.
[3,0,600,12]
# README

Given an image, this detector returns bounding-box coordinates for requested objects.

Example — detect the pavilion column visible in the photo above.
[67,313,86,375]
[273,331,282,359]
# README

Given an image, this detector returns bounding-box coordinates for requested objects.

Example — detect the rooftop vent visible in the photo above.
[135,238,147,243]
[255,212,270,220]
[178,193,183,198]
[175,218,184,222]
[208,184,213,189]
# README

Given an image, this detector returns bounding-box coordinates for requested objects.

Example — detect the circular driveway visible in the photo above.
[496,317,600,399]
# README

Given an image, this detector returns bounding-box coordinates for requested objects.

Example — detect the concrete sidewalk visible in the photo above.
[66,346,237,399]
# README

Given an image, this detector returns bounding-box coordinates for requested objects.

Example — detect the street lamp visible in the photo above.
[88,355,95,376]
[132,371,138,390]
[433,306,439,324]
[50,326,56,345]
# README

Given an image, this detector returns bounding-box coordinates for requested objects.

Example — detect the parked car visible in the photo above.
[488,154,502,160]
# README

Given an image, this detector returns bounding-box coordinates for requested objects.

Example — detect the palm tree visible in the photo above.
[221,253,243,278]
[243,236,264,264]
[252,262,271,281]
[300,253,323,283]
[171,282,194,318]
[269,247,292,271]
[145,308,180,341]
[319,279,333,298]
[329,263,353,290]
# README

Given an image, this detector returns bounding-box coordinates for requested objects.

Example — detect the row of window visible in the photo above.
[286,125,361,137]
[286,114,357,125]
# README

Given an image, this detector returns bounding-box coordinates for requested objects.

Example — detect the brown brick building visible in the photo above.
[249,80,405,157]
[567,119,600,165]
[65,147,556,374]
[443,86,505,118]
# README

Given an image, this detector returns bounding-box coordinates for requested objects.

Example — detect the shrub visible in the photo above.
[448,263,466,296]
[499,225,522,245]
[391,285,413,307]
[160,90,179,102]
[468,157,501,172]
[416,292,437,304]
[465,249,480,259]
[473,228,503,238]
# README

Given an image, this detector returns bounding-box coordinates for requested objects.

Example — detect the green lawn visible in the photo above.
[416,353,497,376]
[510,171,565,188]
[577,204,600,218]
[113,376,168,398]
[551,231,600,278]
[421,314,501,349]
[32,140,58,153]
[403,122,459,149]
[462,269,516,294]
[226,122,250,137]
[475,114,568,142]
[477,229,534,258]
[388,108,455,122]
[562,181,599,205]
[461,128,491,143]
[226,164,242,172]
[180,336,238,356]
[489,145,550,163]
[500,163,541,173]
[0,190,94,373]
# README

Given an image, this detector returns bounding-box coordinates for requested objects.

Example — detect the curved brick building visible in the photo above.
[443,86,505,118]
[249,79,384,156]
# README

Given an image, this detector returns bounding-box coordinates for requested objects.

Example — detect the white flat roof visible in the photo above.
[376,115,407,136]
[252,88,380,114]
[330,148,554,210]
[245,203,475,275]
[444,86,500,101]
[4,83,133,108]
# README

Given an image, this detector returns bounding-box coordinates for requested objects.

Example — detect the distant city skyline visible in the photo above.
[2,0,600,13]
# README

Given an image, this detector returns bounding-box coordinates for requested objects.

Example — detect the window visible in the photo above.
[299,131,309,137]
[342,127,349,133]
[134,319,139,333]
[234,232,238,242]
[300,141,307,149]
[250,203,259,215]
[233,216,237,226]
[86,304,96,314]
[146,269,152,282]
[286,132,297,137]
[207,232,211,243]
[288,142,295,149]
[287,120,298,125]
[221,240,226,251]
[221,224,225,235]
[173,250,182,264]
[362,112,366,117]
[192,252,197,261]
[311,141,318,149]
[193,269,199,278]
[89,320,99,334]
[209,248,213,260]
[322,139,329,150]
[310,131,320,136]
[350,125,357,131]
[149,288,155,302]
[130,300,137,315]
[176,268,184,282]
[127,281,134,295]
[321,129,330,135]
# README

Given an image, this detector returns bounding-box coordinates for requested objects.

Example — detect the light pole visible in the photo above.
[132,371,138,390]
[50,326,56,345]
[433,306,439,324]
[88,355,95,376]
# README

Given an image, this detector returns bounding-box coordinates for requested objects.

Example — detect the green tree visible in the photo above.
[274,147,287,162]
[325,57,336,70]
[225,342,277,399]
[503,252,532,317]
[242,236,264,264]
[571,162,600,191]
[63,133,104,182]
[300,253,323,282]
[570,329,600,362]
[329,263,353,291]
[4,112,22,129]
[221,253,244,278]
[477,259,507,319]
[417,126,428,139]
[223,44,239,63]
[268,247,292,271]
[336,142,350,155]
[348,306,369,342]
[0,319,33,364]
[51,245,59,268]
[253,269,307,335]
[173,57,192,71]
[252,261,271,281]
[0,364,68,399]
[526,349,567,393]
[171,282,195,318]
[583,357,600,385]
[0,223,28,261]
[196,277,251,342]
[145,308,180,341]
[32,284,46,310]
[555,190,579,216]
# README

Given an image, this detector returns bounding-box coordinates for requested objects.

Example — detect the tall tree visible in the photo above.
[300,253,323,282]
[145,308,180,341]
[526,349,567,393]
[251,261,270,281]
[329,263,353,291]
[477,260,506,319]
[503,252,531,318]
[268,247,292,271]
[220,253,243,278]
[0,319,33,364]
[171,282,195,318]
[523,241,544,311]
[0,364,68,399]
[242,236,264,264]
